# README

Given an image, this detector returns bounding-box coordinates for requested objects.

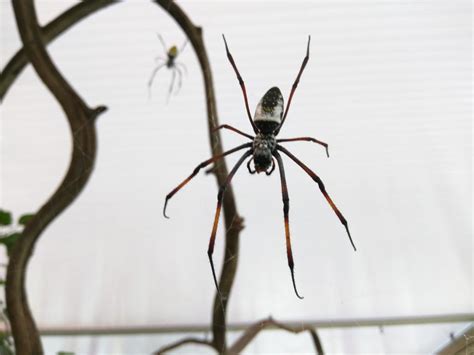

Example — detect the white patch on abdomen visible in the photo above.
[254,100,283,124]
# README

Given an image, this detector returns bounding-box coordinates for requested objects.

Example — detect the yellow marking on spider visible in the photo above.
[168,46,178,58]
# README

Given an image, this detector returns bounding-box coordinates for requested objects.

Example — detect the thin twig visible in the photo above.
[6,313,469,336]
[154,337,215,354]
[309,329,325,355]
[8,1,106,353]
[0,0,118,101]
[154,1,244,353]
[228,317,324,355]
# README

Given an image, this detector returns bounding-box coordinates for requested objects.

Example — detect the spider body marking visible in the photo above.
[164,35,355,300]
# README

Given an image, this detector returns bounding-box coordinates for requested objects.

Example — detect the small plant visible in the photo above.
[0,208,34,355]
[0,209,33,255]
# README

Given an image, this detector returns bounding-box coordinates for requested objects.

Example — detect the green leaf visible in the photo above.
[18,213,34,226]
[58,352,75,355]
[0,343,14,355]
[0,233,21,251]
[0,210,12,226]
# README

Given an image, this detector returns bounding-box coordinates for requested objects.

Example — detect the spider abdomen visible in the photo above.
[166,56,176,68]
[254,87,284,135]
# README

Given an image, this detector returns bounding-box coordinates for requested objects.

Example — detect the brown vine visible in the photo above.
[153,0,244,352]
[0,0,118,101]
[8,0,106,353]
[228,317,324,355]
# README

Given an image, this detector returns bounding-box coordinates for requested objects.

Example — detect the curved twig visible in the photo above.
[8,1,106,353]
[154,1,244,353]
[228,317,324,355]
[0,0,118,101]
[309,329,325,355]
[154,337,214,355]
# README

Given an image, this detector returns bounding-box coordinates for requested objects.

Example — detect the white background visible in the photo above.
[1,0,472,353]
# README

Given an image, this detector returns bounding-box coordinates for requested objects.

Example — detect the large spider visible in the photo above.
[148,34,187,100]
[163,35,356,299]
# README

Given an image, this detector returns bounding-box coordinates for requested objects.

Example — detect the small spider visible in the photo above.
[164,35,356,299]
[148,34,188,100]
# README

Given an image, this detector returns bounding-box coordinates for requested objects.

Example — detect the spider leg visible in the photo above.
[212,124,254,140]
[163,142,252,218]
[179,38,188,55]
[208,150,253,298]
[277,145,356,251]
[157,33,167,53]
[276,36,311,134]
[167,68,176,102]
[273,151,304,299]
[247,158,256,174]
[176,61,188,75]
[222,35,259,134]
[148,63,166,97]
[174,67,183,95]
[277,136,329,158]
[265,157,276,176]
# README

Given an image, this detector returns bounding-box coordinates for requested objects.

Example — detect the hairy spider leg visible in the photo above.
[212,124,254,140]
[277,136,329,158]
[208,150,253,299]
[265,157,276,176]
[222,35,258,134]
[163,142,252,218]
[274,151,304,299]
[277,145,356,251]
[276,36,311,134]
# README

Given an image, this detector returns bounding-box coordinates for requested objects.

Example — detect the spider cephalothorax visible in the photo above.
[251,133,277,174]
[148,35,187,100]
[164,35,355,300]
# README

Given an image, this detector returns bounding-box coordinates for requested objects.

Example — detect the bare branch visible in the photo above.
[0,0,118,101]
[309,329,325,355]
[153,1,244,353]
[154,337,215,355]
[7,0,106,353]
[228,317,324,355]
